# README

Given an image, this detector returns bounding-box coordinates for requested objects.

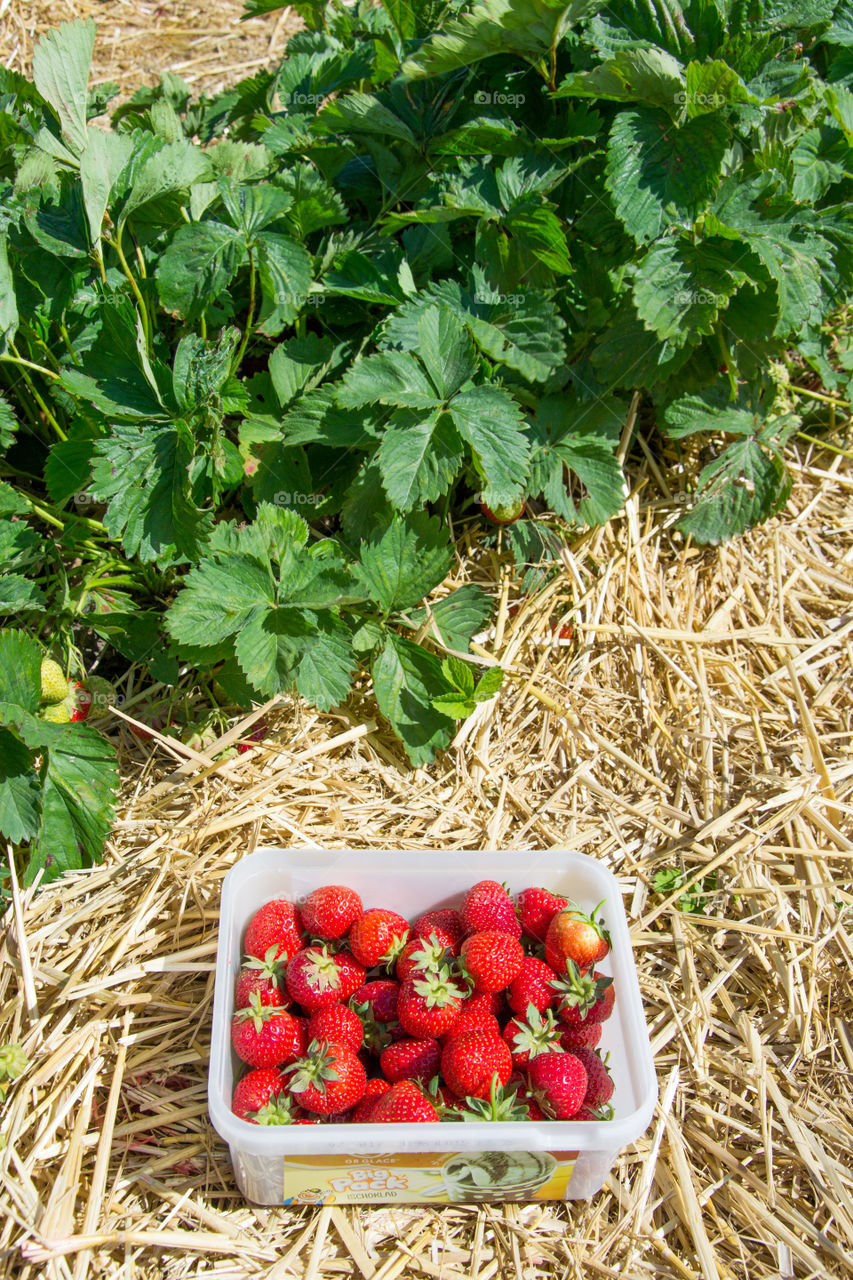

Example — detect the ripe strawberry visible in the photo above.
[441,1029,512,1100]
[231,998,308,1069]
[284,1039,367,1115]
[234,947,289,1010]
[545,903,610,974]
[300,885,363,940]
[570,1047,614,1110]
[459,931,524,993]
[397,970,465,1039]
[502,1005,563,1068]
[40,657,69,704]
[560,1021,603,1050]
[516,887,568,942]
[527,1050,587,1120]
[573,1103,615,1121]
[505,1074,547,1121]
[371,1080,440,1123]
[349,908,410,968]
[460,880,521,938]
[69,682,92,722]
[507,956,557,1015]
[349,1077,391,1122]
[553,962,615,1027]
[396,933,452,983]
[379,1037,441,1084]
[286,946,366,1013]
[440,1005,501,1045]
[308,1003,364,1053]
[244,900,304,965]
[411,908,465,954]
[350,980,400,1023]
[237,718,267,754]
[232,1068,286,1121]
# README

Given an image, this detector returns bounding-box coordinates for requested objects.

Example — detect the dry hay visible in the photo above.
[0,1,298,98]
[1,437,852,1280]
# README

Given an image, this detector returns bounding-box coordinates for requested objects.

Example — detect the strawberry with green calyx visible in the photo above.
[349,1077,391,1122]
[527,1050,588,1120]
[235,946,289,1010]
[441,1029,512,1100]
[244,899,304,966]
[397,968,466,1039]
[545,901,611,975]
[379,1036,441,1084]
[231,996,308,1068]
[552,961,614,1027]
[459,930,524,993]
[69,683,92,722]
[461,880,521,938]
[286,945,366,1013]
[232,1068,295,1123]
[308,1003,364,1053]
[370,1079,440,1123]
[300,885,363,941]
[457,1074,533,1122]
[349,908,410,969]
[570,1047,615,1110]
[502,1004,564,1068]
[410,908,465,955]
[349,979,399,1023]
[507,955,558,1016]
[40,657,69,704]
[573,1102,616,1122]
[516,887,569,943]
[284,1038,367,1115]
[396,932,453,982]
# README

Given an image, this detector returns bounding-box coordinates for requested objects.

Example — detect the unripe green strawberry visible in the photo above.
[42,698,72,724]
[40,657,69,704]
[85,675,117,715]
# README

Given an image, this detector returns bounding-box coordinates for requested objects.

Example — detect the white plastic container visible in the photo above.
[208,848,657,1205]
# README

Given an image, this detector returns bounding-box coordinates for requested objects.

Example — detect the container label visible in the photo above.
[281,1150,578,1205]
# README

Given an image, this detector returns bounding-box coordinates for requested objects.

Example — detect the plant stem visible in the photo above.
[715,325,738,402]
[0,351,60,380]
[107,230,152,356]
[6,352,67,441]
[233,248,256,373]
[783,382,850,408]
[796,431,853,459]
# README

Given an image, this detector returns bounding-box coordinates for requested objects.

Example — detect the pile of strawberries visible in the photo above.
[230,880,616,1125]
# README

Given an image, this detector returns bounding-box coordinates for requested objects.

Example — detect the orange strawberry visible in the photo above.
[545,902,610,974]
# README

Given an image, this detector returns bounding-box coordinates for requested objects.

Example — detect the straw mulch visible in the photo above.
[2,436,852,1279]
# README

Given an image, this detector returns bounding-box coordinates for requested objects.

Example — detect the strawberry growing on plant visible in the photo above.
[479,499,526,525]
[39,657,69,704]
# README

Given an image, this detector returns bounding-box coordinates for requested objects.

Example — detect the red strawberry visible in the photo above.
[283,1039,367,1115]
[234,948,289,1011]
[349,1077,391,1122]
[527,1050,587,1119]
[308,1004,364,1053]
[244,900,304,965]
[371,1080,440,1123]
[69,682,92,722]
[237,718,267,754]
[231,997,308,1069]
[560,1021,603,1050]
[232,1070,308,1124]
[573,1103,615,1121]
[502,1005,563,1068]
[545,902,610,974]
[379,1037,441,1084]
[460,880,521,938]
[300,885,363,940]
[570,1047,614,1110]
[441,1029,512,1100]
[396,933,453,982]
[349,909,410,968]
[507,955,557,1016]
[349,980,400,1023]
[285,946,366,1013]
[553,962,615,1027]
[459,931,524,993]
[411,908,465,954]
[505,1074,548,1121]
[516,887,568,942]
[397,970,465,1039]
[461,990,505,1019]
[440,1005,501,1045]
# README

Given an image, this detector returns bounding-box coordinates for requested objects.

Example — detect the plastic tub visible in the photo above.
[208,848,657,1205]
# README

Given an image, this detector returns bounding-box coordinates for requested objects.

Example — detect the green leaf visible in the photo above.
[87,608,180,684]
[0,729,40,845]
[32,18,95,156]
[447,385,530,508]
[416,306,478,400]
[474,666,504,701]
[316,92,417,143]
[556,47,686,109]
[678,437,792,544]
[0,575,46,613]
[80,129,134,250]
[274,163,348,239]
[293,615,357,710]
[166,555,275,646]
[0,394,17,450]
[219,180,292,236]
[156,221,246,323]
[629,237,750,348]
[337,349,438,411]
[118,138,211,231]
[44,439,95,505]
[0,630,42,714]
[683,60,757,117]
[255,232,314,336]
[529,392,627,525]
[441,654,476,696]
[172,328,239,414]
[356,513,453,615]
[269,335,336,407]
[234,605,314,695]
[372,632,455,765]
[606,108,729,242]
[0,233,19,353]
[26,722,118,885]
[90,422,215,566]
[323,249,409,305]
[406,584,493,652]
[378,409,465,510]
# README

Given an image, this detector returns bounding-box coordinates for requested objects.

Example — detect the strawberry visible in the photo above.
[456,1075,532,1122]
[570,1047,614,1110]
[411,908,465,954]
[545,902,610,974]
[40,657,69,704]
[370,1080,440,1123]
[516,887,568,943]
[440,1005,501,1045]
[502,1005,563,1068]
[349,908,410,968]
[237,718,268,754]
[308,1004,364,1053]
[459,931,524,993]
[395,933,452,983]
[505,1074,547,1121]
[553,962,615,1027]
[460,880,521,938]
[379,1037,441,1084]
[234,947,289,1010]
[441,1029,512,1100]
[527,1050,587,1120]
[284,1039,367,1115]
[507,955,557,1015]
[244,900,304,965]
[573,1103,615,1122]
[397,970,465,1039]
[300,885,363,941]
[349,1077,391,1122]
[560,1021,603,1050]
[231,997,308,1069]
[232,1068,286,1121]
[41,699,72,723]
[69,682,92,722]
[349,980,400,1023]
[480,499,526,525]
[286,946,366,1013]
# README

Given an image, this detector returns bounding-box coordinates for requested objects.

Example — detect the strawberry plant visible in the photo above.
[2,2,853,881]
